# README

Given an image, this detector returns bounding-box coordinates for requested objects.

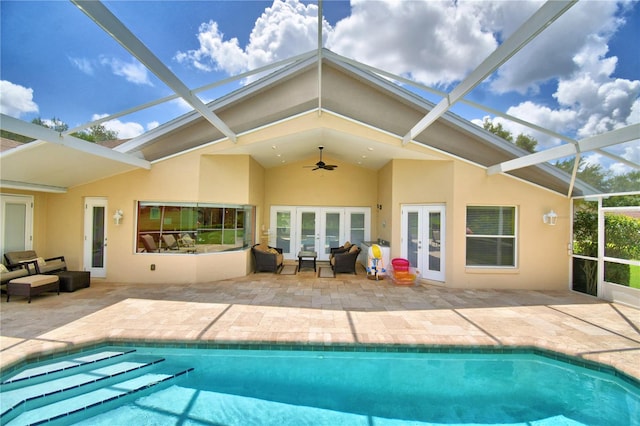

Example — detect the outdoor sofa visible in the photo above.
[4,250,67,274]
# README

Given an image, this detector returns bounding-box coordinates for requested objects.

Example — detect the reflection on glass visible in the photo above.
[350,213,365,246]
[466,206,516,267]
[92,207,105,268]
[407,212,418,267]
[301,212,316,252]
[325,213,340,255]
[137,202,254,254]
[276,211,291,252]
[429,212,440,272]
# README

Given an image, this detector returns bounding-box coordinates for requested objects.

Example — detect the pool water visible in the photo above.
[3,347,639,425]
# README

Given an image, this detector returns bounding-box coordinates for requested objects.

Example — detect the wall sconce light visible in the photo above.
[113,209,124,225]
[542,210,558,226]
[376,204,383,211]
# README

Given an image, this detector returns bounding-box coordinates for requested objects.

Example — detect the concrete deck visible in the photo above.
[1,267,639,380]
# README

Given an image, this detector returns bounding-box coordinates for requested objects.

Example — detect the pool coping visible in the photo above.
[3,339,639,391]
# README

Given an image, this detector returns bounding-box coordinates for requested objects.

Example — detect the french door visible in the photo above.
[271,206,369,261]
[84,197,108,278]
[297,208,344,260]
[0,194,33,254]
[401,204,445,282]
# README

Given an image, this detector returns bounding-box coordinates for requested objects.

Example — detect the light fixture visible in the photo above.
[113,209,124,225]
[542,210,557,225]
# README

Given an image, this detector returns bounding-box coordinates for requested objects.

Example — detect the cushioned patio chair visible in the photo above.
[251,243,284,273]
[330,244,361,276]
[4,251,66,274]
[140,234,159,253]
[161,234,197,253]
[161,234,180,250]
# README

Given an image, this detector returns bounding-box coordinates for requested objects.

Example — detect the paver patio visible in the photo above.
[1,266,639,380]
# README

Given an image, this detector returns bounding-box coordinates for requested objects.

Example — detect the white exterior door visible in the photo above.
[84,197,108,278]
[319,208,344,261]
[271,206,369,261]
[401,204,445,282]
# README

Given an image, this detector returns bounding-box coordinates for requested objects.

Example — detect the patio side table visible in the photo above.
[297,251,317,272]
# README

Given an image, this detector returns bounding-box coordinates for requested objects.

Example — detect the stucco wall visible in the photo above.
[384,158,570,290]
[3,136,570,290]
[265,156,377,209]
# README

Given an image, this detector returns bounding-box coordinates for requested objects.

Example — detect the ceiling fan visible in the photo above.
[305,146,338,171]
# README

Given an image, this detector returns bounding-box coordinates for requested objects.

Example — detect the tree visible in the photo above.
[29,117,119,143]
[554,158,610,191]
[483,118,537,153]
[32,117,68,133]
[83,124,118,142]
[606,171,640,193]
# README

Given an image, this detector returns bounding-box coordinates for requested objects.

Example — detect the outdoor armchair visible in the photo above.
[4,250,67,274]
[251,243,284,273]
[330,245,361,275]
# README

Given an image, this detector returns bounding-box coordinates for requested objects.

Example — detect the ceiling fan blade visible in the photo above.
[324,166,337,170]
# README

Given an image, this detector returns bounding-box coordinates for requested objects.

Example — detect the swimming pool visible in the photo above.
[2,345,639,425]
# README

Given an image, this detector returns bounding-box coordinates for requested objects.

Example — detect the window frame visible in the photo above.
[465,205,518,268]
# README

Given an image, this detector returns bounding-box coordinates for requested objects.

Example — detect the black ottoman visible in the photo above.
[53,271,90,292]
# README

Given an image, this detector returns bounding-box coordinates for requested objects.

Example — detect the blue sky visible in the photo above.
[1,0,638,174]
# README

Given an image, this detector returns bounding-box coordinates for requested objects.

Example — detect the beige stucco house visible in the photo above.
[1,51,594,290]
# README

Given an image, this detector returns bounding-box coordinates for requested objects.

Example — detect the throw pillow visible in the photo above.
[0,264,8,273]
[36,257,46,266]
[349,245,358,253]
[343,241,351,249]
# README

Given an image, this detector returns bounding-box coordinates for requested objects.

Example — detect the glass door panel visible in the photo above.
[91,206,105,268]
[84,197,107,278]
[275,211,292,254]
[406,210,420,268]
[1,195,33,254]
[298,209,319,253]
[428,211,441,273]
[320,209,344,261]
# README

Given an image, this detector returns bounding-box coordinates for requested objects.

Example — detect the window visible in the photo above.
[466,206,516,267]
[137,202,254,254]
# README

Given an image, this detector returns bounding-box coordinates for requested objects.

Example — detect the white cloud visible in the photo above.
[91,114,145,139]
[175,0,322,75]
[0,80,39,118]
[68,57,95,75]
[328,0,499,87]
[99,56,153,86]
[147,121,160,131]
[489,1,625,95]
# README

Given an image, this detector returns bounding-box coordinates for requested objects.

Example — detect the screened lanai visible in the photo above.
[1,1,638,304]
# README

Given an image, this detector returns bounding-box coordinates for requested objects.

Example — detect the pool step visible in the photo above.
[1,348,136,386]
[1,355,166,417]
[0,349,193,426]
[6,367,193,426]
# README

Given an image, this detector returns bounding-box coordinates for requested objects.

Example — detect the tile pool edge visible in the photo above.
[2,340,639,390]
